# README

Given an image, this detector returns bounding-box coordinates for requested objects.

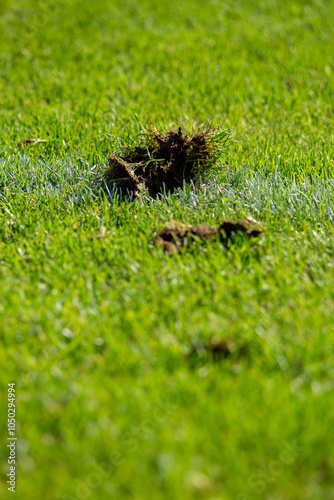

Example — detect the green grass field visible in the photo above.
[1,0,334,498]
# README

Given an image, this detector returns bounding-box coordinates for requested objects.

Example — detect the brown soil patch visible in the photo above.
[154,218,265,255]
[102,127,216,198]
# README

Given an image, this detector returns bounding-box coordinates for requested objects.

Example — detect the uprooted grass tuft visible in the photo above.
[102,126,230,198]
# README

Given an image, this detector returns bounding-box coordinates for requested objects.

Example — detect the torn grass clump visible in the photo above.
[103,126,229,198]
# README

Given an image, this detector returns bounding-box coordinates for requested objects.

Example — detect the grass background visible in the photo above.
[1,0,334,498]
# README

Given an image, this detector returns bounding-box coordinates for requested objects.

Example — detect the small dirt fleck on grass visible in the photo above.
[154,217,265,255]
[102,126,226,198]
[17,138,48,147]
[186,336,252,364]
[17,138,36,146]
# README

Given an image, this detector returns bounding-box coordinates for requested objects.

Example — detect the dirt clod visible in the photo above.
[103,127,217,198]
[154,218,265,255]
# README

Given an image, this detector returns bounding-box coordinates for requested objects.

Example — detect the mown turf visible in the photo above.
[1,1,334,499]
